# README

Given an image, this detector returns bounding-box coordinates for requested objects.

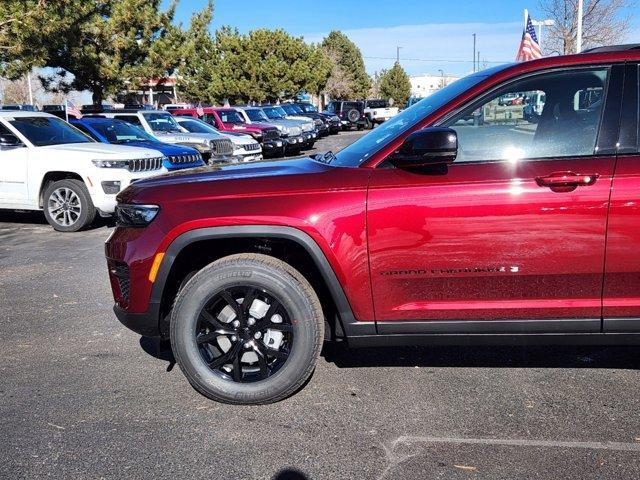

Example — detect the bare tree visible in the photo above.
[1,76,32,104]
[539,0,634,54]
[322,50,352,100]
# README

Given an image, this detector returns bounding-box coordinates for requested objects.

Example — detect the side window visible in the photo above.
[73,124,99,141]
[0,122,14,136]
[444,67,609,163]
[114,115,142,126]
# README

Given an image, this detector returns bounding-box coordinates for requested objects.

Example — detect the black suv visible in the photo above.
[323,101,367,130]
[296,102,341,134]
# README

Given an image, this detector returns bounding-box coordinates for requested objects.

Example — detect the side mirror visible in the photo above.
[0,133,23,148]
[389,127,457,169]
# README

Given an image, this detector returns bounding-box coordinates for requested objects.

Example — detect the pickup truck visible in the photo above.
[363,99,399,128]
[107,44,640,404]
[170,107,284,158]
[0,111,165,232]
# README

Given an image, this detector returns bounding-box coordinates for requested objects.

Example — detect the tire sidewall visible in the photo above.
[171,257,321,404]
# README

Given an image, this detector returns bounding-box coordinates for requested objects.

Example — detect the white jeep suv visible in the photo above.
[0,112,166,232]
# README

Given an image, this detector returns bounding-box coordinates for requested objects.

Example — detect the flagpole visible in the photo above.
[576,0,583,53]
[65,99,69,122]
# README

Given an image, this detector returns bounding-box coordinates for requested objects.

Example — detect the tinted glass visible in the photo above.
[245,109,269,122]
[218,110,245,124]
[263,107,285,119]
[178,119,217,134]
[366,100,388,109]
[142,112,183,133]
[114,115,142,126]
[72,123,100,141]
[342,102,362,111]
[332,71,494,166]
[90,121,156,144]
[444,67,609,162]
[9,116,93,146]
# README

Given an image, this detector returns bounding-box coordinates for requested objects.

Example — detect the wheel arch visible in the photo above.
[151,226,374,340]
[39,171,85,207]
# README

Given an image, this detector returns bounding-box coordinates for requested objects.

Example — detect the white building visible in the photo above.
[410,73,460,98]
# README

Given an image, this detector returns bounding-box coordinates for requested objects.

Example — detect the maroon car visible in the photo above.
[107,45,640,404]
[171,107,285,157]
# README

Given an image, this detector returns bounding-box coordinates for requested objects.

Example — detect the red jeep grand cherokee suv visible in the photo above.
[106,45,640,404]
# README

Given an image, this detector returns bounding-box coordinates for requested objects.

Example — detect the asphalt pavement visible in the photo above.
[2,130,640,479]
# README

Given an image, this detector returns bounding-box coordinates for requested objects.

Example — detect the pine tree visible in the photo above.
[379,62,411,107]
[321,31,371,99]
[0,0,180,105]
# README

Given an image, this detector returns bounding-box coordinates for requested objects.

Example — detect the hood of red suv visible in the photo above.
[117,156,334,204]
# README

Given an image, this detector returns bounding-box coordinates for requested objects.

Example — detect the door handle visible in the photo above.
[535,171,599,188]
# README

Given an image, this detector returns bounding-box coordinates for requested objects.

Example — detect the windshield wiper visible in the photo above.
[313,151,336,164]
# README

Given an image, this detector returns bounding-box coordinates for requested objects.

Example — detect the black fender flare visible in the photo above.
[151,225,375,338]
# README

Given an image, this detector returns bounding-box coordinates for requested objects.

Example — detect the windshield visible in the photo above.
[299,103,318,113]
[90,121,155,144]
[9,116,93,146]
[245,109,270,122]
[281,104,302,115]
[262,107,285,120]
[179,119,219,134]
[142,112,184,133]
[331,71,495,166]
[217,110,245,124]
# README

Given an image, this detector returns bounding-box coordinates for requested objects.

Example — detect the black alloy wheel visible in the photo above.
[196,286,294,382]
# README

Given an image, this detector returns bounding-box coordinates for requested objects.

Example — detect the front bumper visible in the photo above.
[284,135,304,150]
[114,304,161,337]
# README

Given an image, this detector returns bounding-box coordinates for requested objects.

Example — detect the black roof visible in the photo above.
[581,44,640,54]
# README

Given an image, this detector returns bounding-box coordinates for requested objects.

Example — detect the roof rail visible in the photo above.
[581,44,640,54]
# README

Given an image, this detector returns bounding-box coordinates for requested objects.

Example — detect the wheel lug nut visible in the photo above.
[247,318,255,326]
[244,342,251,348]
[231,335,237,342]
[254,332,262,339]
[232,320,240,328]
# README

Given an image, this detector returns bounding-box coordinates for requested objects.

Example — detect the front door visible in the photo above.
[367,65,620,332]
[0,122,29,205]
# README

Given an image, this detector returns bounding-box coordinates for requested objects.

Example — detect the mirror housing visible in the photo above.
[0,133,23,148]
[389,127,457,169]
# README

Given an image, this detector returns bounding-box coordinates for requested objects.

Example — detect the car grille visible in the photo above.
[243,142,261,152]
[168,153,201,164]
[289,126,302,136]
[263,129,280,141]
[128,157,163,172]
[301,123,314,132]
[109,260,130,306]
[211,138,234,156]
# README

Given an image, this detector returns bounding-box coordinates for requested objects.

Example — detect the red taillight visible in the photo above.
[338,112,344,118]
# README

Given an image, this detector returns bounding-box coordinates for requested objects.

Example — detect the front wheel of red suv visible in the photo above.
[170,253,324,404]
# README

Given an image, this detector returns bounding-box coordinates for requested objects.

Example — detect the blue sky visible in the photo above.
[165,0,640,77]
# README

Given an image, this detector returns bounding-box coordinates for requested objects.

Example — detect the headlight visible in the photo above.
[314,119,323,126]
[248,132,263,141]
[115,204,160,227]
[192,143,208,153]
[92,159,129,168]
[275,125,284,132]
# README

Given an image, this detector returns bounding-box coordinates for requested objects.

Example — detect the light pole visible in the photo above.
[576,0,583,52]
[472,33,476,72]
[438,69,444,88]
[396,46,402,64]
[531,18,555,52]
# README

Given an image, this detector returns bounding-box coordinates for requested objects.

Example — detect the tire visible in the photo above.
[365,117,374,130]
[43,179,96,232]
[170,253,324,405]
[346,108,361,123]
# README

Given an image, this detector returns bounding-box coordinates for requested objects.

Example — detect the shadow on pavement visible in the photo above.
[138,334,640,372]
[321,343,640,370]
[272,468,310,480]
[0,209,114,229]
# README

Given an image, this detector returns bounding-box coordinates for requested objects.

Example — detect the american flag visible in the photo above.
[66,101,82,119]
[196,103,204,117]
[516,14,542,61]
